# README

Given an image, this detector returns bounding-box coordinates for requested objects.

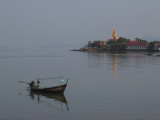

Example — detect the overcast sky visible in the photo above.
[0,0,160,48]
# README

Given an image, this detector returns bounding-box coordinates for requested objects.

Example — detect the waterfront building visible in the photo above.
[100,41,106,46]
[108,28,119,41]
[154,43,160,51]
[125,41,148,50]
[100,41,106,48]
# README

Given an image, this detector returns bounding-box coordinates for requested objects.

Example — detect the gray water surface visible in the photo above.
[0,48,160,120]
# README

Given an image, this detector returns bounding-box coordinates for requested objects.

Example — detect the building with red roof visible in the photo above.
[154,42,160,51]
[100,41,106,48]
[100,41,106,46]
[125,41,148,50]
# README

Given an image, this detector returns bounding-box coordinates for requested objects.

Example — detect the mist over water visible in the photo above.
[0,47,160,120]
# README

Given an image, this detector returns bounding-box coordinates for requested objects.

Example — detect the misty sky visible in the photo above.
[0,0,160,48]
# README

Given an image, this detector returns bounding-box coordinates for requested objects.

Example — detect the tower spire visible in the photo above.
[112,28,118,40]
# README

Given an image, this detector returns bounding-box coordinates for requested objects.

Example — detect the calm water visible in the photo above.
[1,48,160,120]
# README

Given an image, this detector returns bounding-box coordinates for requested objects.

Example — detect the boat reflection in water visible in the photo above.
[29,91,69,111]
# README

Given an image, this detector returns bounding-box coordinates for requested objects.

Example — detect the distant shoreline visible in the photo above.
[70,48,149,52]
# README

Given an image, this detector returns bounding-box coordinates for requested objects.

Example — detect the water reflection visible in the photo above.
[86,51,160,78]
[112,54,117,77]
[87,52,118,77]
[29,92,69,111]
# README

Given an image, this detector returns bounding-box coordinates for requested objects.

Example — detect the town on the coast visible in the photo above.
[73,29,160,52]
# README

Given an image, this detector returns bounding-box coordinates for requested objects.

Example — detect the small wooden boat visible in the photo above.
[29,78,68,94]
[30,83,67,94]
[19,77,69,94]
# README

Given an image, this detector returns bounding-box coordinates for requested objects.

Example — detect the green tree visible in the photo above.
[110,37,130,50]
[135,38,148,43]
[147,42,154,51]
[93,41,100,48]
[110,41,125,50]
[118,37,130,43]
[87,41,92,47]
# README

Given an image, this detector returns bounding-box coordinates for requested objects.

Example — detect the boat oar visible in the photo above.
[18,80,30,85]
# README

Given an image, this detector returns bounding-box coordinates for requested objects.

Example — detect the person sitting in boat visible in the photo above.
[37,80,40,88]
[29,81,35,88]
